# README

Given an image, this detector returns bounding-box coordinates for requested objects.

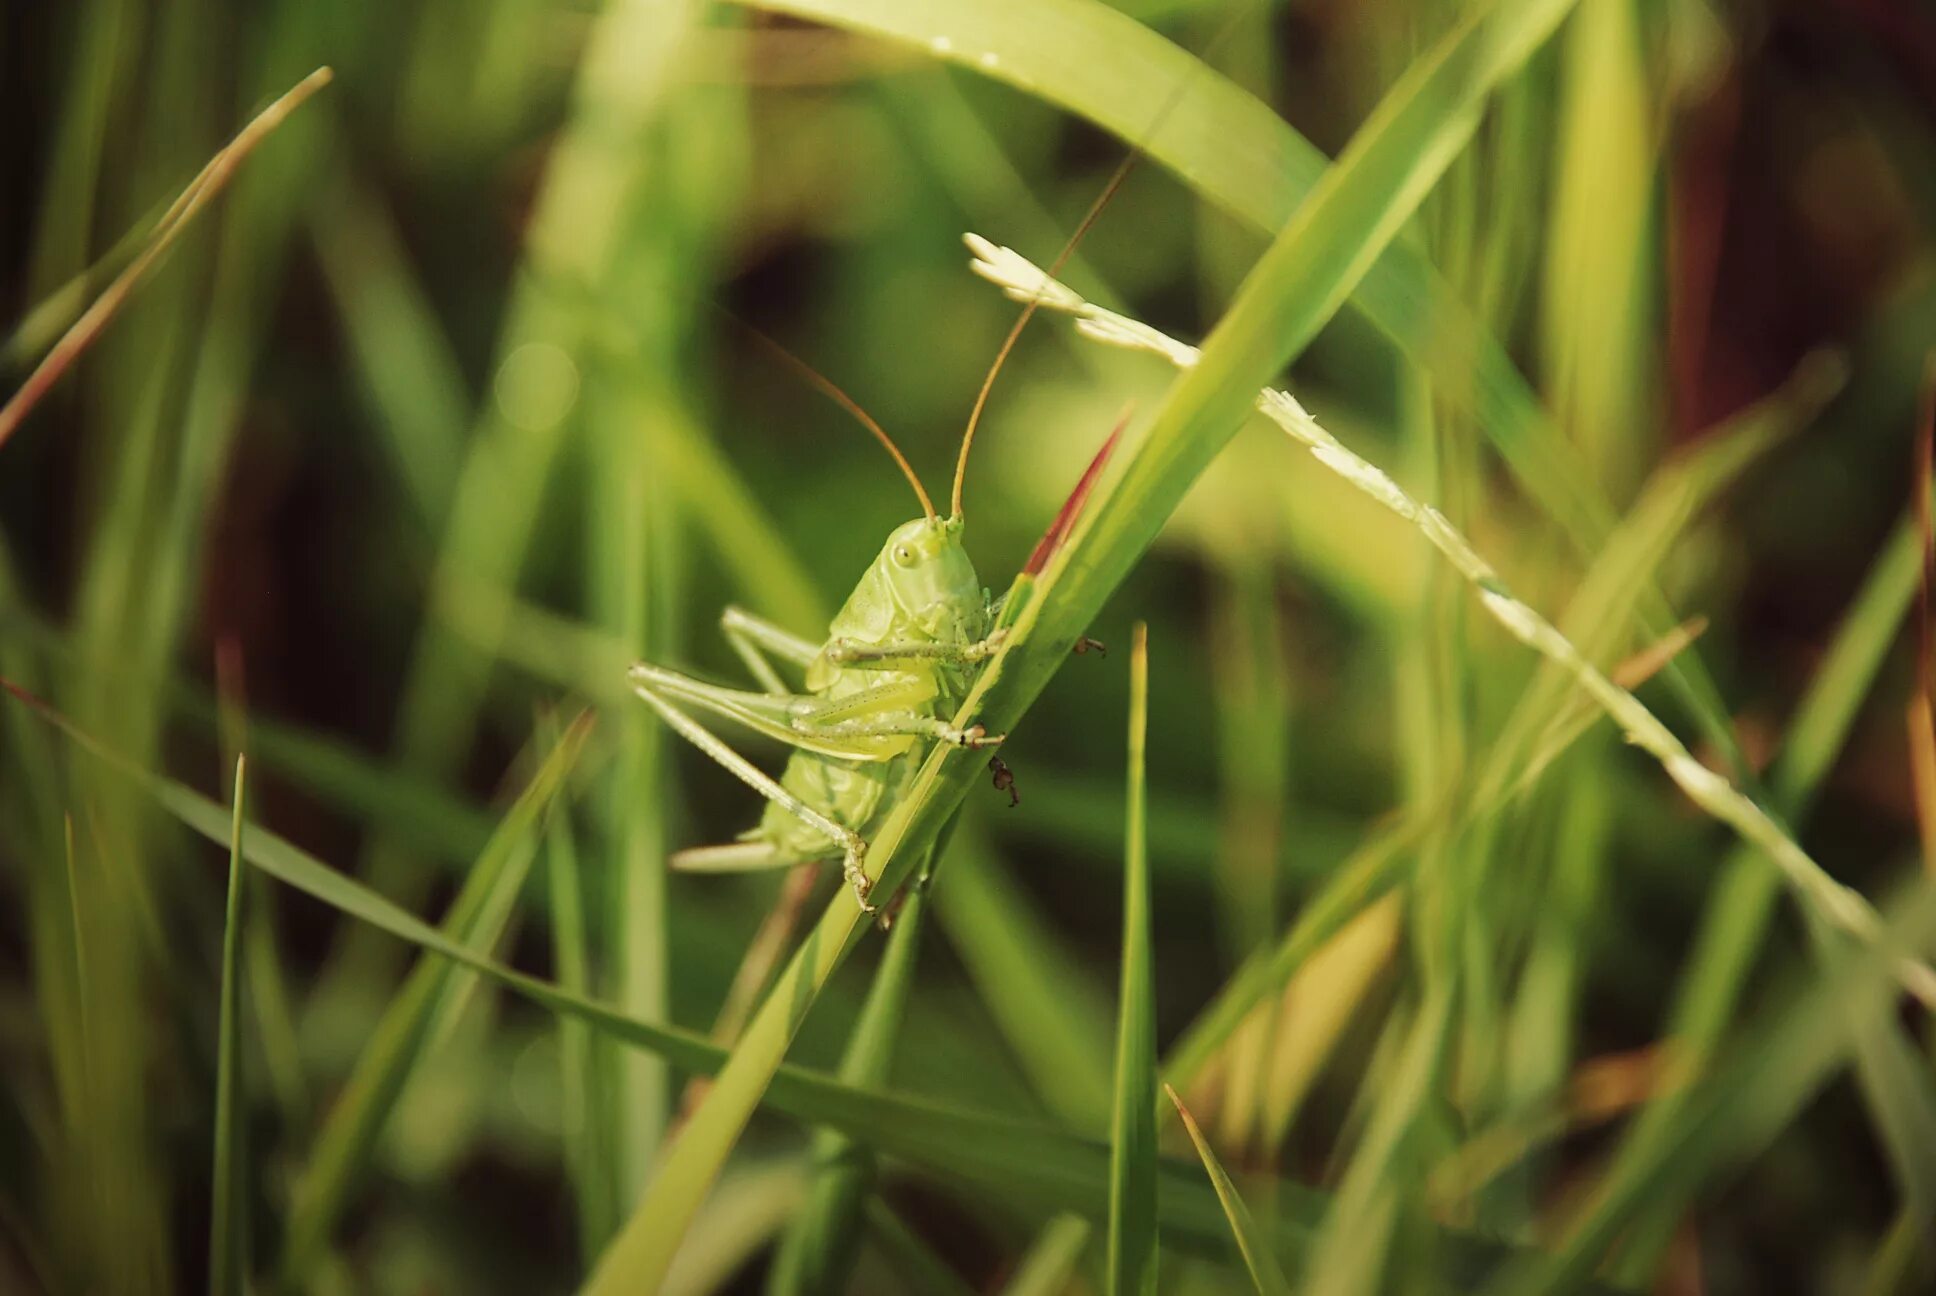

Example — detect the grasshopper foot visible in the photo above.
[841,848,877,918]
[989,754,1020,807]
[970,628,1009,660]
[1073,636,1107,657]
[942,722,1005,749]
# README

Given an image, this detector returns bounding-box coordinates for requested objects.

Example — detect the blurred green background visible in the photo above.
[4,0,1936,1292]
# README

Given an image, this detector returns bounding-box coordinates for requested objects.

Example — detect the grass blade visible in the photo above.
[0,67,332,453]
[1164,1085,1291,1296]
[998,1216,1093,1296]
[1108,624,1158,1296]
[1163,821,1417,1092]
[309,164,470,530]
[548,802,612,1262]
[208,756,248,1296]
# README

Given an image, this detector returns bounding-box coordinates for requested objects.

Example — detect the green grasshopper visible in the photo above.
[626,336,1109,919]
[623,18,1223,923]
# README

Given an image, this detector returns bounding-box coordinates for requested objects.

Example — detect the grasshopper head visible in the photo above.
[879,515,981,639]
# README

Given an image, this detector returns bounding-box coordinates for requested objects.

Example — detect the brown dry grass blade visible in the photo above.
[0,66,333,454]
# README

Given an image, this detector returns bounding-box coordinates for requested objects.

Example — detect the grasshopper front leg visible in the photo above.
[721,605,818,695]
[629,662,995,759]
[828,630,1105,669]
[824,631,1006,668]
[810,713,1005,749]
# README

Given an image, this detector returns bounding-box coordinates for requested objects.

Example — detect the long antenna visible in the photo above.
[947,0,1252,522]
[728,311,937,521]
[950,158,1137,521]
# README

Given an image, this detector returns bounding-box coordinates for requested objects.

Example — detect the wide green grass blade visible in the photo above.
[279,715,592,1282]
[1164,1085,1291,1296]
[1206,553,1290,1156]
[1541,0,1656,495]
[207,756,248,1296]
[1108,624,1158,1296]
[769,879,932,1295]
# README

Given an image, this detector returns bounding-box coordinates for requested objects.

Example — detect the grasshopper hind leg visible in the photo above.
[673,838,879,920]
[630,669,880,918]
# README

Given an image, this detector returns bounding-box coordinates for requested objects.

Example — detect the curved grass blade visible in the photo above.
[1164,1086,1291,1296]
[208,756,248,1296]
[0,67,333,453]
[1108,624,1158,1296]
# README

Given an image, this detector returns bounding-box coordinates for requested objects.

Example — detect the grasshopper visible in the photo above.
[626,329,1102,919]
[622,1,1241,922]
[626,100,1154,923]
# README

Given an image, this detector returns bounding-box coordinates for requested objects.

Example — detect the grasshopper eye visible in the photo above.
[892,544,916,567]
